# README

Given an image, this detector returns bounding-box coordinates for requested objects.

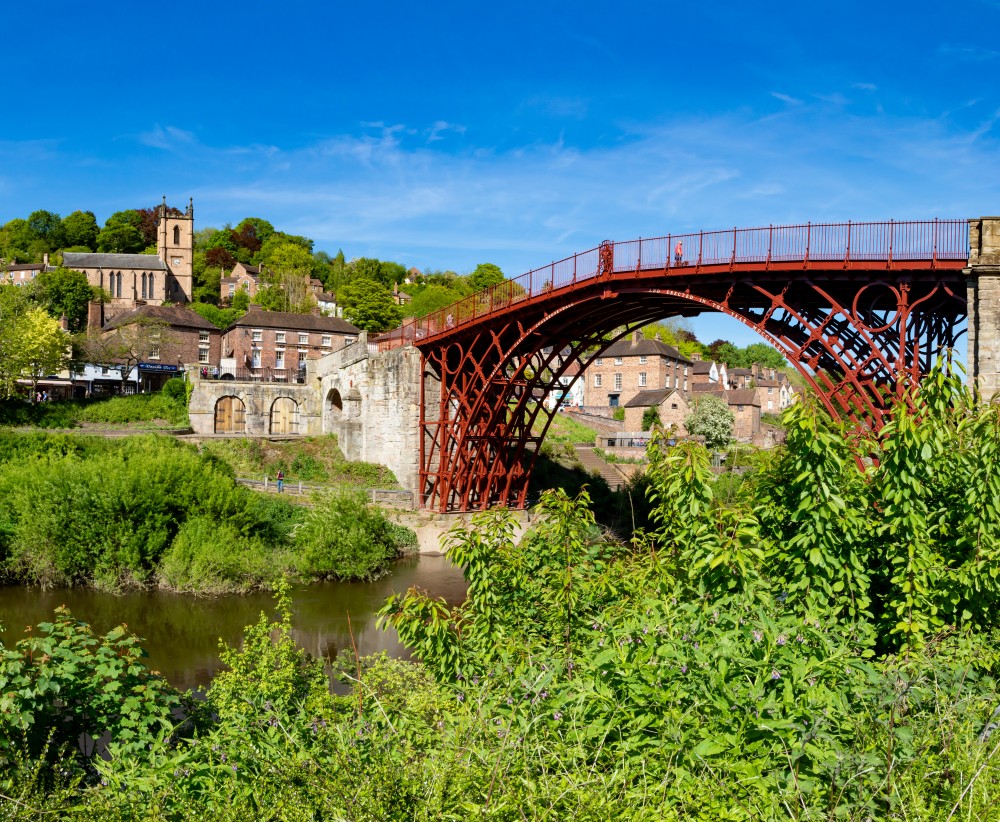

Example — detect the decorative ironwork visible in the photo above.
[376,220,970,512]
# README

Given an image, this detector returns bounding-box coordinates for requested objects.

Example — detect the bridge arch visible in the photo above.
[374,220,969,512]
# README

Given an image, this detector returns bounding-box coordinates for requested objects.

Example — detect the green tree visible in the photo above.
[5,307,71,400]
[741,341,786,370]
[62,210,100,250]
[406,284,465,318]
[31,267,97,331]
[97,223,144,254]
[0,218,34,261]
[339,277,403,332]
[684,394,734,450]
[469,262,505,292]
[26,210,66,252]
[231,289,250,312]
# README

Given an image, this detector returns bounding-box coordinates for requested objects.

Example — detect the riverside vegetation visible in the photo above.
[5,364,1000,819]
[0,431,415,594]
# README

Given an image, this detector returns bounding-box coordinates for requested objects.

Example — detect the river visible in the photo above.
[0,553,467,692]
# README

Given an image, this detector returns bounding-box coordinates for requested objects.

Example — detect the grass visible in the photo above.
[198,435,399,489]
[0,394,190,429]
[528,405,600,445]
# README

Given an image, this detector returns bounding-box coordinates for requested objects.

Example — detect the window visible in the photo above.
[767,401,774,410]
[173,225,180,245]
[198,347,209,364]
[298,333,308,345]
[594,374,602,387]
[683,379,688,391]
[275,349,285,369]
[671,402,678,409]
[595,357,603,366]
[148,346,160,361]
[252,349,261,368]
[737,405,745,412]
[683,366,688,376]
[199,331,210,343]
[252,330,262,342]
[242,281,249,290]
[767,386,774,394]
[228,284,235,295]
[614,373,622,390]
[639,356,647,364]
[321,335,332,347]
[614,357,623,365]
[148,274,154,297]
[141,273,147,299]
[298,350,307,366]
[275,332,286,343]
[639,372,647,387]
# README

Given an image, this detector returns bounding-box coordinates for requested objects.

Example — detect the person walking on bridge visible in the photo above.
[674,241,683,265]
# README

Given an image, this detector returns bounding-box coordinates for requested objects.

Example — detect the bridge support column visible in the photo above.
[967,217,1000,398]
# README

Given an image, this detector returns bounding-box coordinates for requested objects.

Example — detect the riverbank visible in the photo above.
[0,430,416,594]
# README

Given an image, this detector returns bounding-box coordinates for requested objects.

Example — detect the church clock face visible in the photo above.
[172,257,182,266]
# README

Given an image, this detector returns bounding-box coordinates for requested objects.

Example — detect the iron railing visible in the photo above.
[374,219,969,351]
[199,366,307,383]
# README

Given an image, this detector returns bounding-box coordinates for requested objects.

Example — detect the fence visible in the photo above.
[198,366,307,383]
[374,219,969,350]
[235,477,414,507]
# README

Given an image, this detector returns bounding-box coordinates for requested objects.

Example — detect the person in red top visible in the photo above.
[674,241,683,265]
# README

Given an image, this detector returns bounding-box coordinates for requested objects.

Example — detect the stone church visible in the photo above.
[64,198,195,321]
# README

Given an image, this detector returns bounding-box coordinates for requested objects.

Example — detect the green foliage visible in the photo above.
[468,262,505,291]
[210,579,331,722]
[612,406,625,421]
[293,491,416,581]
[640,404,661,431]
[188,300,245,329]
[685,393,734,449]
[339,276,403,332]
[0,608,185,762]
[0,432,404,594]
[61,210,99,251]
[31,267,97,332]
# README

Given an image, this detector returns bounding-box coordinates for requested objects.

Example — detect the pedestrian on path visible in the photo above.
[276,470,285,493]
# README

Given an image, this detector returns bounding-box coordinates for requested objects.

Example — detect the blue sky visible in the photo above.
[4,0,999,344]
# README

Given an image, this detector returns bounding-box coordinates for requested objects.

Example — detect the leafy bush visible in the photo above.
[293,491,416,580]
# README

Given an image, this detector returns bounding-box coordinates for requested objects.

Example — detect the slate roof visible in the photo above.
[601,337,690,362]
[623,388,684,408]
[691,383,724,393]
[64,252,168,271]
[725,389,760,407]
[102,304,219,332]
[691,361,714,374]
[226,308,360,334]
[730,367,752,376]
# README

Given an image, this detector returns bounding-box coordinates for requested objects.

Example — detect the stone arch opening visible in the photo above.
[269,396,299,435]
[214,395,246,434]
[323,388,343,433]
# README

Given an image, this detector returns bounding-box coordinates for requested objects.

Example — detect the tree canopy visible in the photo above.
[339,277,403,332]
[684,394,734,449]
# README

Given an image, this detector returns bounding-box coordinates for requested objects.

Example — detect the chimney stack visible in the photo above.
[631,330,640,346]
[87,300,104,331]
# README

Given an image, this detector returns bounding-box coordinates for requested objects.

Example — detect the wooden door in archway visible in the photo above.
[270,397,298,435]
[214,396,246,434]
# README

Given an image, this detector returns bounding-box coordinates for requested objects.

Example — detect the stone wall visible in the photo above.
[188,376,320,436]
[315,337,423,500]
[968,217,1000,398]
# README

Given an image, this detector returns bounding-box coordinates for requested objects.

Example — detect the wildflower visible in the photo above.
[472,676,479,685]
[795,634,805,643]
[692,641,699,649]
[457,692,465,702]
[553,711,563,721]
[506,697,514,705]
[681,665,688,674]
[752,630,763,643]
[771,669,781,680]
[776,635,787,646]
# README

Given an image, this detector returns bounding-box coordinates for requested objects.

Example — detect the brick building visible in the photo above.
[99,305,221,391]
[220,262,264,303]
[584,332,691,407]
[221,306,360,379]
[622,388,690,433]
[724,389,761,440]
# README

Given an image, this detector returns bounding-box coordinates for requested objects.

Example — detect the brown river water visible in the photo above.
[0,554,467,692]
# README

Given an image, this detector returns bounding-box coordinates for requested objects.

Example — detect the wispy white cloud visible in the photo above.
[770,92,803,106]
[939,43,1000,62]
[852,82,878,92]
[136,125,197,150]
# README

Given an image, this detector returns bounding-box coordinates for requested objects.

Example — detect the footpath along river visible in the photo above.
[0,554,467,692]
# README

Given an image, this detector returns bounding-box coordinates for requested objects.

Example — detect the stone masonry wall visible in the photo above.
[316,338,423,501]
[967,217,1000,398]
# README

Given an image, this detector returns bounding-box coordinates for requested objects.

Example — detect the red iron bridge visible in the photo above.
[373,219,971,512]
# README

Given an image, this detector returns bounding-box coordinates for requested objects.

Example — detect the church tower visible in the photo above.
[157,196,194,303]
